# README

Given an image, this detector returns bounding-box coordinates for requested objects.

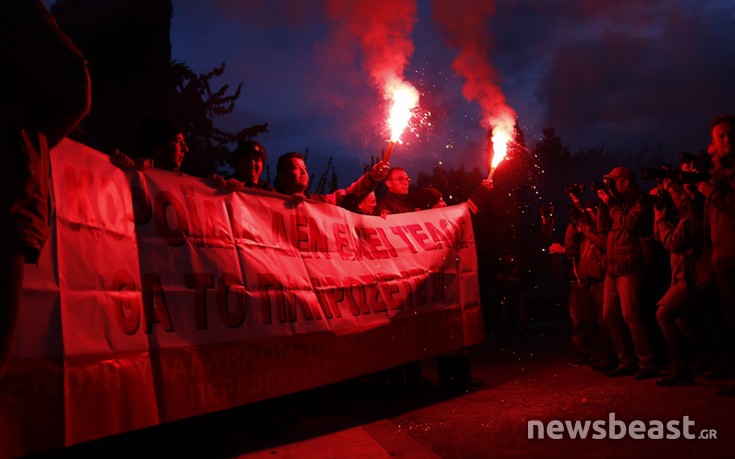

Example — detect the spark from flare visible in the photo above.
[432,0,517,176]
[323,0,418,163]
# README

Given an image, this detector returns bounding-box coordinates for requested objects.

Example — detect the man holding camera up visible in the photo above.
[652,171,710,386]
[597,167,660,379]
[549,184,588,366]
[698,115,735,396]
[551,183,617,370]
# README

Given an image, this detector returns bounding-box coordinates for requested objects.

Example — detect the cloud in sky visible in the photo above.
[170,0,735,180]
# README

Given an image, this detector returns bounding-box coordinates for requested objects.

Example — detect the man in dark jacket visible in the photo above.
[598,166,660,379]
[375,167,413,216]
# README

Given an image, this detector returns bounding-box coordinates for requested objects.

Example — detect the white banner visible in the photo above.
[0,138,483,458]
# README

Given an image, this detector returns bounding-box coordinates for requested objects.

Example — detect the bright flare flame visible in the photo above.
[387,82,419,142]
[490,127,512,169]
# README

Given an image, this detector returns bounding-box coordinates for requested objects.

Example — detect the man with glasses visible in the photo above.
[375,167,413,216]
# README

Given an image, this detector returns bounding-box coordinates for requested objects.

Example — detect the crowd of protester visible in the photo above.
[3,2,734,405]
[550,115,735,395]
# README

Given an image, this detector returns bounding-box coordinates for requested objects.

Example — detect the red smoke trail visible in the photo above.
[324,0,419,150]
[431,0,516,172]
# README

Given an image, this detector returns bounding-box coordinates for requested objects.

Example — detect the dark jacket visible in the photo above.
[375,191,413,215]
[654,190,709,290]
[230,174,274,192]
[707,164,735,272]
[605,186,654,277]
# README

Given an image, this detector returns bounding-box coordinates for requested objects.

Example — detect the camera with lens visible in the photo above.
[641,151,711,185]
[679,150,712,176]
[641,165,709,184]
[653,187,673,212]
[590,178,611,192]
[564,182,585,197]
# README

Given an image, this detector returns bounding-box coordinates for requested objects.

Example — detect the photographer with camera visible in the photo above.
[577,188,618,372]
[651,173,715,386]
[697,115,735,396]
[596,166,662,380]
[549,183,614,369]
[549,183,589,366]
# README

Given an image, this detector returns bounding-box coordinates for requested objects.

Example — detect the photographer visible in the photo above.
[597,167,661,379]
[577,193,617,372]
[652,176,712,386]
[698,115,735,396]
[549,183,590,367]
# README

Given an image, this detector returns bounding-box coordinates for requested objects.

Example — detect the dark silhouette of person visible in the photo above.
[1,0,92,377]
[112,115,189,174]
[697,115,735,396]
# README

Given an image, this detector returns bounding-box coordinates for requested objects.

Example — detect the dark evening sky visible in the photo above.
[170,0,735,181]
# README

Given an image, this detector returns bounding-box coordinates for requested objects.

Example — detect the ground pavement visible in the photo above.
[23,312,735,459]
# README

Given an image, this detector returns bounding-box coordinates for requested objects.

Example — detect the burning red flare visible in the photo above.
[387,82,419,141]
[384,80,419,161]
[487,121,515,179]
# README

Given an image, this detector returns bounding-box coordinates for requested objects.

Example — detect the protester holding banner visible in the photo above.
[412,186,446,211]
[410,186,485,392]
[111,115,188,174]
[375,167,413,216]
[1,0,91,378]
[341,191,378,215]
[274,151,388,205]
[209,139,273,192]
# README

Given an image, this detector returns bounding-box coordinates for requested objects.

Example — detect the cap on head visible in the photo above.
[604,166,635,181]
[412,187,443,210]
[233,140,267,165]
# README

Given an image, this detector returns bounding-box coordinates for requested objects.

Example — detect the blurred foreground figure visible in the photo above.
[0,1,91,377]
[698,115,735,396]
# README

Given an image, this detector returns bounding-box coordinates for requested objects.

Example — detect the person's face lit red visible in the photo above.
[236,152,264,184]
[155,133,187,171]
[284,157,309,193]
[358,192,377,214]
[711,122,734,158]
[386,170,410,195]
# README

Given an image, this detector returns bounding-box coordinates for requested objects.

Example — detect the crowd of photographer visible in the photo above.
[550,115,735,394]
